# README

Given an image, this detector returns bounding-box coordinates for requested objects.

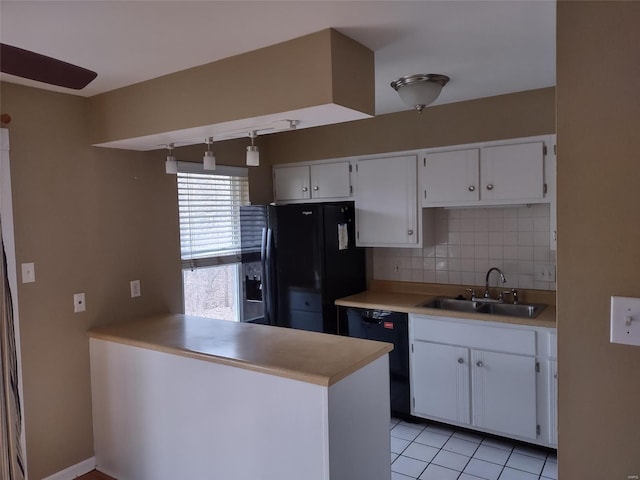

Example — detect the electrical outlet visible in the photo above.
[535,264,556,282]
[21,262,35,283]
[130,280,141,298]
[73,292,86,313]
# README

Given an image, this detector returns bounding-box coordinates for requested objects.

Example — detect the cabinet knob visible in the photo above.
[457,358,464,364]
[313,186,319,191]
[302,187,308,192]
[476,361,483,367]
[407,229,414,236]
[468,185,475,192]
[486,184,494,191]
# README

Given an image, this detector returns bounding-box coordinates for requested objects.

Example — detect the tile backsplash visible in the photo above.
[372,204,556,291]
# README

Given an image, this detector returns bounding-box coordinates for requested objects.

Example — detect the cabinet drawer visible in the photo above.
[411,315,536,356]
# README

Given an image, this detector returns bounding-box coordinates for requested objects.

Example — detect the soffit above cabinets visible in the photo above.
[88,29,374,151]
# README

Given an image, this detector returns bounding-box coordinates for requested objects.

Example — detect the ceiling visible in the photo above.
[0,1,555,116]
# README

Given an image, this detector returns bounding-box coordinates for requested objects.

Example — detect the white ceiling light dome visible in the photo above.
[390,74,450,113]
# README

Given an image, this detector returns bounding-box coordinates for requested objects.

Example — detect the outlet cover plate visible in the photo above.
[611,296,640,346]
[73,292,86,313]
[21,262,35,283]
[130,280,141,298]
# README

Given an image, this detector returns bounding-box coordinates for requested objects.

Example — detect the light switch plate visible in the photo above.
[610,296,640,346]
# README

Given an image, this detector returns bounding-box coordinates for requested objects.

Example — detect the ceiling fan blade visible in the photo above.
[1,43,97,90]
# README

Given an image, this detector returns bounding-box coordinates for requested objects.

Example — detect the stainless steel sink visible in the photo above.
[420,297,546,319]
[478,302,545,318]
[420,298,485,313]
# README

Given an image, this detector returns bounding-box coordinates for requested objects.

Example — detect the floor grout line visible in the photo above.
[390,417,557,480]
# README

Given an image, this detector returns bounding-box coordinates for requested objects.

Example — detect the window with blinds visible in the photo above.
[177,164,250,268]
[177,163,250,321]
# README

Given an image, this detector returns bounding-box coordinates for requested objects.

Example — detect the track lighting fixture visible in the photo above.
[246,131,259,167]
[159,120,299,170]
[165,143,177,174]
[203,137,216,170]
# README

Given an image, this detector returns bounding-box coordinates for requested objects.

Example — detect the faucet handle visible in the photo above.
[465,288,477,300]
[511,289,519,304]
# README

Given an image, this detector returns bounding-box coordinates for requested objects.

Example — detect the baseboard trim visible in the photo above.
[41,457,96,480]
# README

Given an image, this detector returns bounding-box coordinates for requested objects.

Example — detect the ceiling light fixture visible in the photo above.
[246,131,259,167]
[390,74,450,113]
[203,137,216,170]
[165,143,177,174]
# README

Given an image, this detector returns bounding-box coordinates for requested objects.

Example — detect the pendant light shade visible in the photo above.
[246,131,259,166]
[390,74,450,113]
[165,143,177,174]
[203,137,216,170]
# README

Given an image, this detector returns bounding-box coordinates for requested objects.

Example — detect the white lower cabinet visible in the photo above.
[412,341,470,425]
[471,350,537,440]
[410,314,556,447]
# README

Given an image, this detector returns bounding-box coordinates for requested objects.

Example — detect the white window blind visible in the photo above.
[177,164,249,268]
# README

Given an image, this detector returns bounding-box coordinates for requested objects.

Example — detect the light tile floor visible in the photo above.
[390,418,557,480]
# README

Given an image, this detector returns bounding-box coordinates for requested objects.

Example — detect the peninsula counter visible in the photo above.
[89,314,392,480]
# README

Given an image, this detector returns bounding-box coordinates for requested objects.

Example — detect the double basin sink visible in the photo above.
[421,297,545,319]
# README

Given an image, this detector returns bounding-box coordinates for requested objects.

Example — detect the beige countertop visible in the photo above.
[88,314,393,387]
[336,289,557,329]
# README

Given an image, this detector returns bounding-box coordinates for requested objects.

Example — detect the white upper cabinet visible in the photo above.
[423,148,480,204]
[273,161,351,202]
[274,165,311,201]
[309,162,351,199]
[480,141,545,202]
[354,155,419,247]
[421,136,553,208]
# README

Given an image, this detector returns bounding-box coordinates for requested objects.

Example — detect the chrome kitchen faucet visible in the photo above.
[484,267,507,302]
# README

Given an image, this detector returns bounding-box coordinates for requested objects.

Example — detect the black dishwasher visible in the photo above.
[345,308,411,418]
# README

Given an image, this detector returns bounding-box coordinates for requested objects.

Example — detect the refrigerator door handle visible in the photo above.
[261,227,270,325]
[262,227,276,325]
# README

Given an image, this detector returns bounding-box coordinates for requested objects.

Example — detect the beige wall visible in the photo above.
[266,87,555,163]
[0,82,183,479]
[557,2,640,478]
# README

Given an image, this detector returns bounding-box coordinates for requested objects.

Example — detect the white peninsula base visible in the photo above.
[90,325,390,480]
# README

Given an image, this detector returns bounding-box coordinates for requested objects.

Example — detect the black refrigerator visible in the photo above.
[240,202,365,334]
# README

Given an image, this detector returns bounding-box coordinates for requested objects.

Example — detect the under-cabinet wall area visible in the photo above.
[372,204,555,290]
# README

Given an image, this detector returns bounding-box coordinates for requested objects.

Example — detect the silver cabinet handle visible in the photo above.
[457,358,464,364]
[476,361,483,367]
[468,185,475,192]
[407,229,414,236]
[313,186,319,191]
[302,187,308,192]
[486,184,494,191]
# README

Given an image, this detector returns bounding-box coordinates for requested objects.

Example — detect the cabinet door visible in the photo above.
[423,148,479,205]
[310,161,351,199]
[354,155,418,246]
[471,350,537,440]
[480,141,545,202]
[412,341,471,425]
[273,165,310,201]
